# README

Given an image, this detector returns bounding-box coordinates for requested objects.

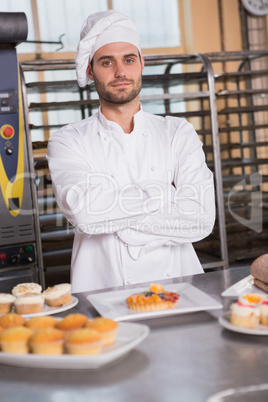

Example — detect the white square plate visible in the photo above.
[87,283,223,321]
[221,275,267,297]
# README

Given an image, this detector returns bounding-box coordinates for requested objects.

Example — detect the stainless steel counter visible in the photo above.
[1,266,268,402]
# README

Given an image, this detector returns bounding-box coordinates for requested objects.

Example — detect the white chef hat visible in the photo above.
[75,10,141,87]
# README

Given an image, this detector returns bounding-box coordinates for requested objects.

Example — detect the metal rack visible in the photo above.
[19,50,268,275]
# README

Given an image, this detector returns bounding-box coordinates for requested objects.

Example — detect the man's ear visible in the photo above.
[87,63,94,81]
[141,56,145,72]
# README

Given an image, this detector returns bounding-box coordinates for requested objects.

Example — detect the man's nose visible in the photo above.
[114,62,126,78]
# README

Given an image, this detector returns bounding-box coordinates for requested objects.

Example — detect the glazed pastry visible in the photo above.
[65,329,103,355]
[29,328,65,355]
[85,317,118,346]
[0,326,33,354]
[55,313,88,336]
[126,283,179,312]
[25,316,59,330]
[0,313,26,328]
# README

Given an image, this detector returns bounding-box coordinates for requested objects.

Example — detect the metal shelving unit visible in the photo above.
[19,50,268,276]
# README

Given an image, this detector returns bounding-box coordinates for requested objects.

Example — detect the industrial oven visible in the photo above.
[0,12,44,289]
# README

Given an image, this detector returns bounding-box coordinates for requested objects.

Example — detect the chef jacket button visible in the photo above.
[167,273,171,277]
[103,136,108,141]
[151,166,156,171]
[143,132,148,137]
[124,243,128,247]
[126,280,131,285]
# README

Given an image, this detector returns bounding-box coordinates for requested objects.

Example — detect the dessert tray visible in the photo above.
[0,322,150,369]
[20,296,79,318]
[221,275,267,298]
[219,312,268,336]
[87,283,223,321]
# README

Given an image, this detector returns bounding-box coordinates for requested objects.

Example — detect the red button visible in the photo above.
[0,253,7,261]
[3,126,14,137]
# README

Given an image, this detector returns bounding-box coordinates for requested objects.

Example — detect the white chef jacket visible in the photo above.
[47,107,215,293]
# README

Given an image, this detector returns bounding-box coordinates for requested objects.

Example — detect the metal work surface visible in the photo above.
[1,266,268,402]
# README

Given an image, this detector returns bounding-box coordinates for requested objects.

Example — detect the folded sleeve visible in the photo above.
[116,119,215,252]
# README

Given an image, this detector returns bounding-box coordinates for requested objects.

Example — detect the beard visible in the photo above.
[93,75,142,105]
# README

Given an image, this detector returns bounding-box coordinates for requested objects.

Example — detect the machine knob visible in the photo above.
[9,254,20,264]
[1,98,9,106]
[6,148,13,155]
[0,253,7,261]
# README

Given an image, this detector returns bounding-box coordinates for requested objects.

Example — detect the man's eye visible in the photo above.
[125,59,134,64]
[102,61,111,66]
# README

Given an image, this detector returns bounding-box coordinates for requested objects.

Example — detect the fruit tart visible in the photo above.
[126,283,179,312]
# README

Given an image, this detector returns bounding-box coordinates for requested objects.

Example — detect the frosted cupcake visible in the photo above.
[29,328,65,355]
[238,293,266,307]
[260,301,268,326]
[0,326,33,354]
[85,317,118,346]
[0,293,16,314]
[230,301,260,329]
[12,283,42,297]
[44,283,72,307]
[65,329,103,355]
[14,293,45,315]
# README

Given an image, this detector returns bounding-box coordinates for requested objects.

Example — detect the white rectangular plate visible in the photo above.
[87,283,223,321]
[0,322,150,369]
[221,275,267,297]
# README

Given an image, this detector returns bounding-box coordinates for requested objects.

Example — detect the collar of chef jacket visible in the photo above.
[98,105,145,135]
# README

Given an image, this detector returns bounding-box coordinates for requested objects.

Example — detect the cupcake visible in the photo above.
[25,315,58,331]
[0,293,16,314]
[260,301,268,326]
[0,313,26,328]
[85,317,118,346]
[29,328,65,355]
[55,313,88,337]
[65,329,103,355]
[12,283,42,297]
[44,283,72,307]
[238,293,266,307]
[14,293,45,315]
[0,326,33,354]
[230,301,260,329]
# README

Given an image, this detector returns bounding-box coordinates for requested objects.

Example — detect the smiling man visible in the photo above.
[47,11,215,293]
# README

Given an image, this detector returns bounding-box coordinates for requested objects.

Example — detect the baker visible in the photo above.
[47,11,216,293]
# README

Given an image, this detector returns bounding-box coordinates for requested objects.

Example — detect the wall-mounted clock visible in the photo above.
[242,0,268,15]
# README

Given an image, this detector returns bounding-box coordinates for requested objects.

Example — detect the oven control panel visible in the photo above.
[0,244,36,269]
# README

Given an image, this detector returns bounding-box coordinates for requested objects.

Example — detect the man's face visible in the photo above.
[87,42,144,105]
